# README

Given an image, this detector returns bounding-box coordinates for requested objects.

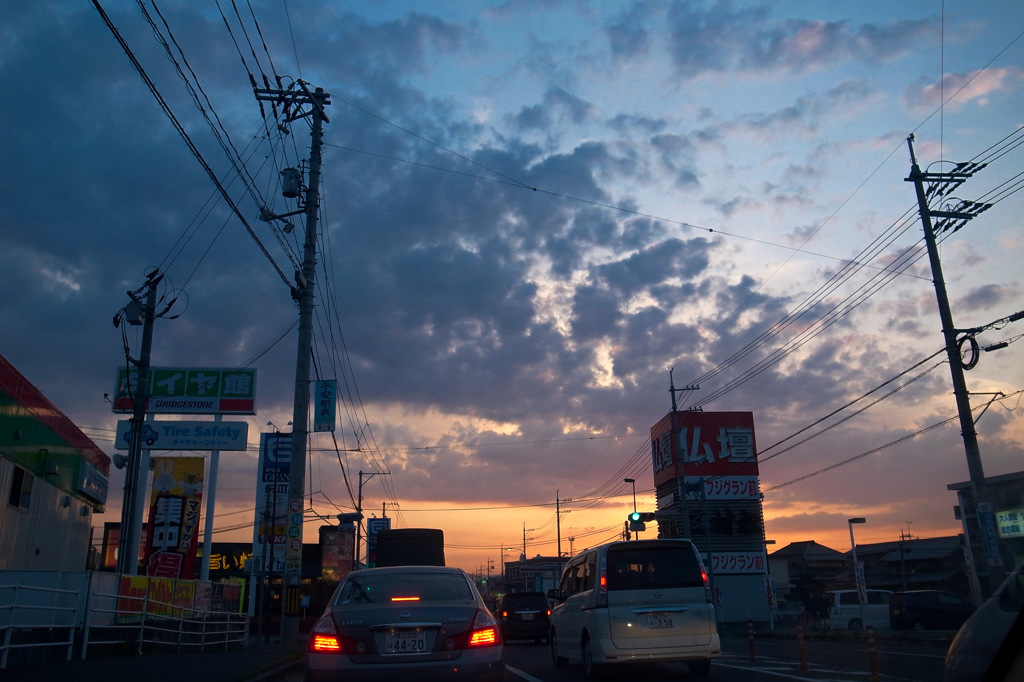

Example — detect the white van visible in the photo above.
[548,539,720,678]
[826,589,893,630]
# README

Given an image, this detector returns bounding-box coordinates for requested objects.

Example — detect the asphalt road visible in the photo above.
[276,633,951,681]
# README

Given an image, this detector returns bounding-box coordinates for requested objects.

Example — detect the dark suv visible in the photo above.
[496,591,551,643]
[890,590,975,630]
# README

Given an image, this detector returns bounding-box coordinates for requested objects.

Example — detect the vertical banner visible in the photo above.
[145,456,206,579]
[320,525,355,581]
[314,380,337,432]
[253,433,291,575]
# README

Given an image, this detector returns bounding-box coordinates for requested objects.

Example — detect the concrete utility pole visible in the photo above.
[255,82,331,646]
[905,135,1006,594]
[116,270,162,575]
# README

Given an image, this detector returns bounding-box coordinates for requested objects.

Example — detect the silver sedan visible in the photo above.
[305,565,505,682]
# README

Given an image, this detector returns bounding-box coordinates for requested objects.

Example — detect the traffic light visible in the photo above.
[628,511,656,531]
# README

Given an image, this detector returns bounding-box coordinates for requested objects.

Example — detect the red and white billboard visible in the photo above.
[651,411,758,487]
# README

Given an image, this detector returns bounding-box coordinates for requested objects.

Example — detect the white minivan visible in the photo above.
[548,539,720,679]
[826,589,893,630]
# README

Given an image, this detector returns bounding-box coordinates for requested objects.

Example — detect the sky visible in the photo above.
[1,0,1023,574]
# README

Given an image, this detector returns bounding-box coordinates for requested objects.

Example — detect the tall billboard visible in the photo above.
[251,432,291,575]
[650,411,769,624]
[144,456,206,579]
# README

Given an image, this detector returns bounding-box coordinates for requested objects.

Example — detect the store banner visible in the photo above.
[145,456,206,579]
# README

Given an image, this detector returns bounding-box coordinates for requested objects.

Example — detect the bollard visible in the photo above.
[797,622,808,670]
[747,619,756,661]
[866,625,880,682]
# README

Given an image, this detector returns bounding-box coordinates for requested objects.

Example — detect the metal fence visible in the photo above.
[82,584,247,658]
[0,571,249,669]
[0,583,79,668]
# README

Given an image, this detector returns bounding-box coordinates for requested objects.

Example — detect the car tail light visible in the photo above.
[308,616,370,655]
[443,609,501,650]
[468,609,500,647]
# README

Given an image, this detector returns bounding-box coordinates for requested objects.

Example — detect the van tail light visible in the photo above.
[596,568,608,608]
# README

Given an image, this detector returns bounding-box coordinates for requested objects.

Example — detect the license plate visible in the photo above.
[647,613,674,629]
[384,629,427,653]
[519,613,534,620]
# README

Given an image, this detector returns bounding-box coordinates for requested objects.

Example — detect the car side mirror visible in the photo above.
[547,588,561,603]
[485,599,497,613]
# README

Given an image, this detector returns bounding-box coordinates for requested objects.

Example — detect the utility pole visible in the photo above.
[355,470,389,566]
[556,491,571,579]
[115,270,163,575]
[255,81,331,646]
[905,135,1005,594]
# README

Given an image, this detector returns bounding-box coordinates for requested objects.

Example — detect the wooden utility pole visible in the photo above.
[905,135,1005,594]
[115,270,162,575]
[255,82,331,646]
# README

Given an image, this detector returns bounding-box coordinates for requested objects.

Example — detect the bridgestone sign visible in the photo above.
[113,367,257,415]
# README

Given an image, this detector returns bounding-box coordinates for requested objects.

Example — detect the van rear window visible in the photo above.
[605,546,705,590]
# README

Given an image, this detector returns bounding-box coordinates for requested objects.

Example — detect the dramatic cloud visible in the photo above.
[1,0,1021,570]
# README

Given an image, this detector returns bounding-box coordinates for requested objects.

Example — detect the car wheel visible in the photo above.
[583,636,604,680]
[550,629,568,668]
[688,659,712,677]
[912,620,926,631]
[849,618,863,631]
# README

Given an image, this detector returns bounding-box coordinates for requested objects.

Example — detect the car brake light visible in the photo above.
[309,617,342,653]
[596,568,608,608]
[469,627,498,647]
[311,633,342,652]
[308,616,369,655]
[468,608,501,648]
[391,596,420,602]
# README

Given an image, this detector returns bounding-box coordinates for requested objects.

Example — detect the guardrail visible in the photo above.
[0,584,79,669]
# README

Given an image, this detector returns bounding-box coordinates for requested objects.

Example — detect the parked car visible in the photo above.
[825,589,894,630]
[548,538,720,679]
[496,591,551,643]
[890,589,975,630]
[945,560,1024,682]
[305,565,504,682]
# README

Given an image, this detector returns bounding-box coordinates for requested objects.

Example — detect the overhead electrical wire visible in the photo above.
[93,0,292,289]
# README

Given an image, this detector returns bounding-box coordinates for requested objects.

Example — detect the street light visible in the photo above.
[624,478,637,513]
[848,517,867,630]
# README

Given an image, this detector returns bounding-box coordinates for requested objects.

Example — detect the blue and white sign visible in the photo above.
[115,420,249,451]
[314,380,337,432]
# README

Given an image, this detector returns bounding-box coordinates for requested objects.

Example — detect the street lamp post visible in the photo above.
[624,478,637,514]
[848,517,867,630]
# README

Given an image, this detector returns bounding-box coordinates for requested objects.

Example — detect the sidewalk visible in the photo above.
[1,637,304,682]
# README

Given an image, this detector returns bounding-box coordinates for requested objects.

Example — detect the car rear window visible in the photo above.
[502,593,548,610]
[336,572,473,604]
[605,545,705,590]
